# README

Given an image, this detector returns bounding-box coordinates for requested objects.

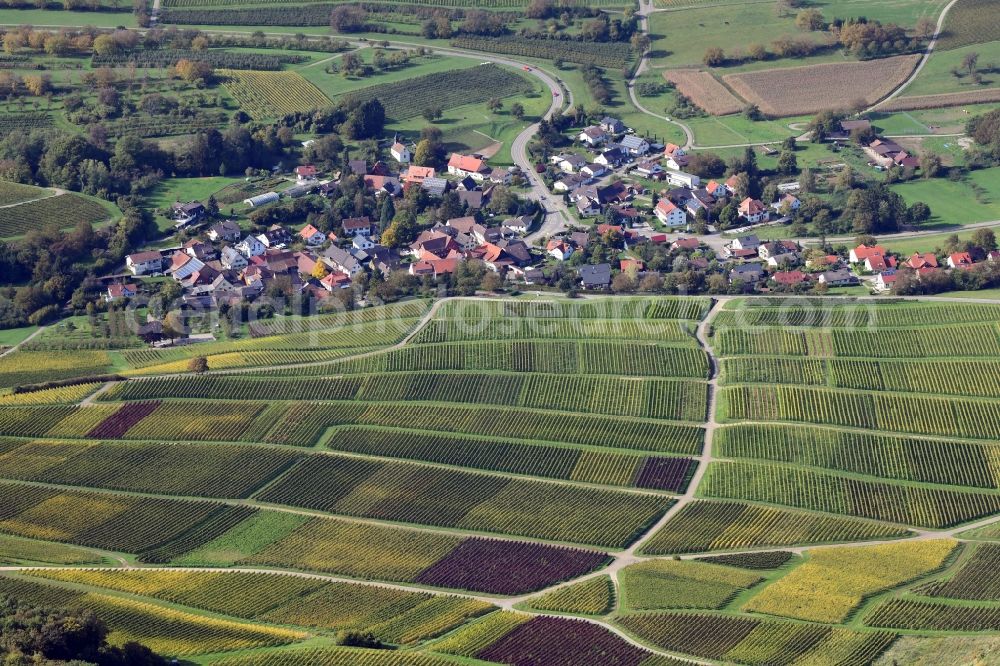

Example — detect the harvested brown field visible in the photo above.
[722,55,921,117]
[881,89,1000,111]
[664,69,746,116]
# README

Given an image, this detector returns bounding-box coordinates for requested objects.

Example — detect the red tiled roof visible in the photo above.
[448,153,487,173]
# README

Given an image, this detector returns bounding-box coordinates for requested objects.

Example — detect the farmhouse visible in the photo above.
[126,251,163,275]
[827,119,872,141]
[849,244,887,264]
[448,153,489,180]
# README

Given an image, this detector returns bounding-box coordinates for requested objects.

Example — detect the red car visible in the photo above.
[523,66,532,71]
[553,91,560,96]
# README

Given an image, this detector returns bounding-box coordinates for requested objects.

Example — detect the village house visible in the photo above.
[421,177,448,197]
[620,135,650,156]
[171,201,205,226]
[364,174,401,196]
[595,147,628,168]
[207,220,241,242]
[322,245,362,276]
[183,239,216,262]
[772,270,809,287]
[635,159,664,179]
[601,117,625,134]
[738,197,769,224]
[488,167,513,185]
[948,252,975,269]
[352,234,376,251]
[866,138,919,169]
[671,237,701,252]
[502,215,532,235]
[555,154,588,174]
[320,271,352,291]
[848,244,887,264]
[620,258,644,273]
[578,126,608,147]
[730,262,765,284]
[864,253,897,273]
[904,252,938,269]
[547,239,574,261]
[447,153,490,180]
[731,234,761,252]
[654,199,687,227]
[404,166,435,187]
[579,263,612,289]
[236,235,266,258]
[220,246,248,271]
[554,173,588,193]
[665,170,700,189]
[294,165,318,182]
[758,241,799,261]
[875,269,898,292]
[126,250,164,276]
[105,283,136,302]
[299,224,326,246]
[581,163,608,179]
[342,216,375,238]
[771,193,801,214]
[818,268,860,286]
[257,225,292,249]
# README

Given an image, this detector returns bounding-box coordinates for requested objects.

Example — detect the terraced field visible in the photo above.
[8,295,1000,665]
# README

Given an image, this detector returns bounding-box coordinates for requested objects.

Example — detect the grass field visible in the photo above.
[890,166,1000,228]
[900,41,1000,97]
[0,7,135,26]
[647,4,828,70]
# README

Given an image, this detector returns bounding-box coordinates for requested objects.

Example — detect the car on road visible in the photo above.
[553,91,560,96]
[523,66,532,71]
